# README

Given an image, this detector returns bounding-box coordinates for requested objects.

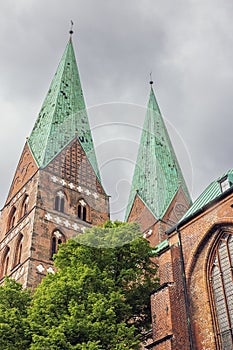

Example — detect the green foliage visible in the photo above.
[0,277,31,350]
[28,222,158,349]
[0,222,158,349]
[75,220,143,248]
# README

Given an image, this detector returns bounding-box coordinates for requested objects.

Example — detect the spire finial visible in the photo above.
[69,20,74,36]
[149,71,153,86]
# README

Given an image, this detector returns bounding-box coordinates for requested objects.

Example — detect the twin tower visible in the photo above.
[0,35,193,348]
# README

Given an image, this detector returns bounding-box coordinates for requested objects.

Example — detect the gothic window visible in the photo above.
[55,191,65,213]
[7,206,16,232]
[20,195,29,218]
[13,233,23,268]
[0,246,10,279]
[209,232,233,349]
[77,199,88,221]
[51,230,66,258]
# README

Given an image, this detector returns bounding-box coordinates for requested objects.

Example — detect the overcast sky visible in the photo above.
[1,0,233,220]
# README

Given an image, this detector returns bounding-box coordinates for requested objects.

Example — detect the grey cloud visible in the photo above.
[0,0,233,220]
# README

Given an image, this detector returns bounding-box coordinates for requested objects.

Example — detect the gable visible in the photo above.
[45,137,105,195]
[5,143,38,205]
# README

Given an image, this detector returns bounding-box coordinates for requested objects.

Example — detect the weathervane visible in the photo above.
[149,71,153,86]
[69,20,74,36]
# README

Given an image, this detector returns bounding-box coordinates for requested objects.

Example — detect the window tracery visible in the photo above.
[20,195,29,218]
[55,191,65,213]
[0,246,10,279]
[51,230,66,258]
[7,206,16,232]
[209,232,233,349]
[13,233,23,268]
[77,199,88,221]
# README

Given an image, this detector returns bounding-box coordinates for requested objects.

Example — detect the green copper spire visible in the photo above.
[125,86,191,220]
[28,37,100,180]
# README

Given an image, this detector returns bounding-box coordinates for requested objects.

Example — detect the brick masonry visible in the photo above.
[149,192,233,349]
[0,137,109,289]
[1,126,233,349]
[127,181,233,349]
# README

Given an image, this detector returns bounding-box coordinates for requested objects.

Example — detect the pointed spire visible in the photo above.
[28,36,101,181]
[125,85,191,220]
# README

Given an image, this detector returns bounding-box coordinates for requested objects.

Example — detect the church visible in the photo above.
[0,31,233,350]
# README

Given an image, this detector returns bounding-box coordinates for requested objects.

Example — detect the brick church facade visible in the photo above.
[125,66,233,350]
[0,36,109,289]
[0,33,233,349]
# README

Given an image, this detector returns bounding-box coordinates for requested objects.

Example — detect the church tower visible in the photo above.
[125,82,191,245]
[125,83,192,349]
[0,33,109,289]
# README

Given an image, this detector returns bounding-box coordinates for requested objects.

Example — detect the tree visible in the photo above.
[28,221,158,349]
[0,277,31,350]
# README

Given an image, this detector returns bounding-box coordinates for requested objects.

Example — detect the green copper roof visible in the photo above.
[125,87,191,220]
[28,38,100,180]
[181,169,233,221]
[152,239,169,255]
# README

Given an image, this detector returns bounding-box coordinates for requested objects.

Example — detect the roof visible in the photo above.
[181,168,233,221]
[28,37,101,181]
[152,239,169,255]
[125,87,191,220]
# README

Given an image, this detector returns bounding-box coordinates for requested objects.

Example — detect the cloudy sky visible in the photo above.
[0,0,233,220]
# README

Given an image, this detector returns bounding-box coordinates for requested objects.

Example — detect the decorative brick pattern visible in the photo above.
[46,138,105,195]
[0,134,109,289]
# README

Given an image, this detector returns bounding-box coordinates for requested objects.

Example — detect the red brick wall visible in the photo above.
[150,245,190,350]
[5,143,38,204]
[163,187,191,229]
[0,139,109,289]
[0,168,39,287]
[165,192,233,349]
[150,339,172,350]
[127,186,192,349]
[150,284,173,340]
[128,195,156,231]
[157,249,174,284]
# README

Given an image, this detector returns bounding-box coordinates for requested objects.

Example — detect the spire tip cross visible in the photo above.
[69,20,74,35]
[149,71,153,86]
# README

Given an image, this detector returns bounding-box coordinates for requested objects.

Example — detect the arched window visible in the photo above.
[77,199,88,222]
[13,233,23,268]
[209,232,233,349]
[50,230,66,259]
[0,246,10,279]
[7,206,16,232]
[55,191,65,213]
[20,195,29,218]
